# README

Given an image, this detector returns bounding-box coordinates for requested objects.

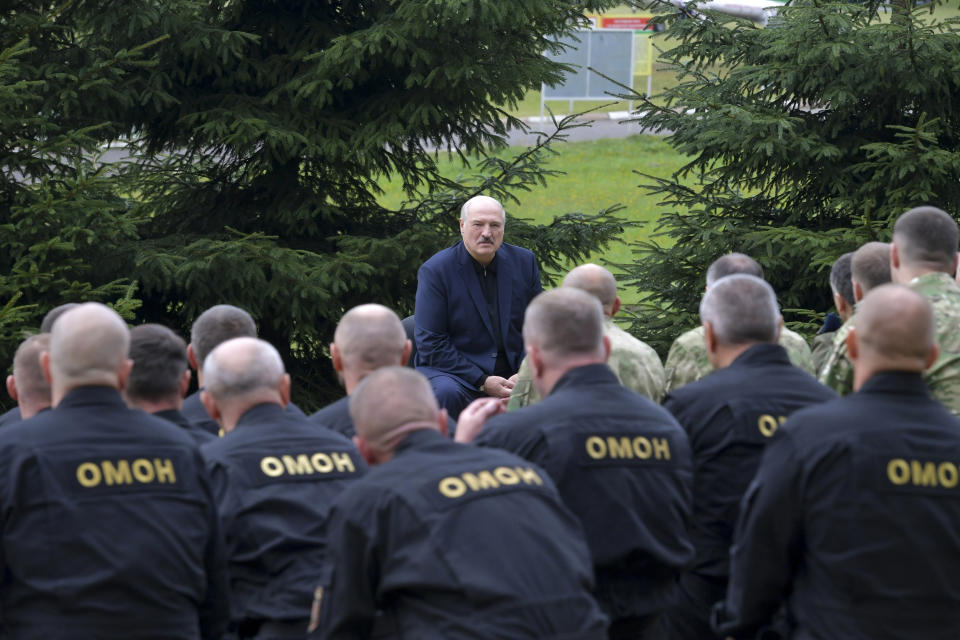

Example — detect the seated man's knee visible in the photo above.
[429,375,474,419]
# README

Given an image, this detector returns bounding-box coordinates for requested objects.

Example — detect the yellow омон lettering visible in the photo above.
[652,437,671,460]
[585,436,606,459]
[331,452,355,473]
[77,462,102,487]
[633,437,652,459]
[439,477,466,498]
[283,454,313,475]
[938,462,959,488]
[312,453,333,473]
[912,460,937,487]
[463,471,499,491]
[494,466,520,485]
[758,415,785,438]
[132,458,155,483]
[154,458,177,483]
[261,456,284,477]
[102,459,132,486]
[608,436,633,459]
[517,466,543,485]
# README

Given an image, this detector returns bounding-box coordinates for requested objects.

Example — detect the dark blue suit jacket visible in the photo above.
[414,241,542,389]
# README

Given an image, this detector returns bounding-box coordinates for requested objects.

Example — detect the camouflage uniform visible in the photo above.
[507,318,665,410]
[819,272,960,414]
[818,319,856,396]
[810,331,837,373]
[664,325,815,393]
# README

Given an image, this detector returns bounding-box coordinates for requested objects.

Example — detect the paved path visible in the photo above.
[506,111,667,146]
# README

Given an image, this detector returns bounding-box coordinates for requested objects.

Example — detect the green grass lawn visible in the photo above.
[378,135,692,303]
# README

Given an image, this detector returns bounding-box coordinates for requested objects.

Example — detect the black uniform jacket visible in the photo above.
[663,344,836,579]
[309,396,353,438]
[317,428,608,640]
[477,363,694,619]
[716,371,960,639]
[0,386,229,639]
[155,408,217,446]
[183,389,306,435]
[200,402,366,624]
[0,407,20,428]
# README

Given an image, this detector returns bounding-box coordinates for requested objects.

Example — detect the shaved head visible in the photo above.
[700,274,780,346]
[203,337,284,400]
[190,305,257,367]
[127,324,189,404]
[706,253,764,287]
[349,367,439,456]
[50,303,130,389]
[563,264,618,313]
[854,285,934,369]
[851,242,891,295]
[12,334,51,405]
[40,303,79,333]
[893,206,958,273]
[523,288,605,363]
[334,304,407,370]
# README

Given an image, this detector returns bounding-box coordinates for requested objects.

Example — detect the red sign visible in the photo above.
[599,16,653,30]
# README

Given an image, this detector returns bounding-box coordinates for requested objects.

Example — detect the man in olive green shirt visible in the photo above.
[664,253,815,393]
[508,264,665,410]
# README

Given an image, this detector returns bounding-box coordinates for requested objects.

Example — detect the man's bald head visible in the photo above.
[40,303,79,333]
[9,334,52,416]
[851,242,891,299]
[190,305,257,368]
[523,288,605,364]
[851,285,935,377]
[700,274,780,346]
[705,253,764,287]
[334,304,407,371]
[349,367,440,459]
[562,264,618,315]
[203,337,285,400]
[48,303,130,391]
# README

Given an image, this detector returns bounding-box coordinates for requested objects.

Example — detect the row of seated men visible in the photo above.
[0,202,958,639]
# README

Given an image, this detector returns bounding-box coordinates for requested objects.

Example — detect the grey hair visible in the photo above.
[829,252,855,306]
[190,305,257,367]
[523,288,605,361]
[705,253,764,287]
[460,195,506,222]
[699,274,779,345]
[203,337,284,399]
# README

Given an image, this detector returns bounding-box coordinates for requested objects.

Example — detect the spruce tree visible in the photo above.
[622,0,960,354]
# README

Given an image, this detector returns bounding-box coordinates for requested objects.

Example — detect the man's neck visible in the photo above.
[894,265,947,285]
[710,342,757,370]
[134,398,182,414]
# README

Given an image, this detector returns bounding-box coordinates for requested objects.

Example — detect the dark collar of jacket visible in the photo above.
[857,370,931,398]
[233,402,288,431]
[395,427,447,455]
[57,385,126,409]
[153,408,193,430]
[548,362,620,397]
[726,342,791,369]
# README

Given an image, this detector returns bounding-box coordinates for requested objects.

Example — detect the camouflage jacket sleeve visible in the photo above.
[810,331,836,374]
[780,328,816,375]
[664,328,712,394]
[910,272,960,416]
[607,324,666,403]
[817,320,855,395]
[506,355,539,411]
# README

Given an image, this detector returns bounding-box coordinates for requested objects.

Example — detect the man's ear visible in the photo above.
[610,296,621,318]
[6,375,17,402]
[116,359,134,392]
[40,351,53,385]
[354,435,378,466]
[201,390,221,423]
[278,373,292,407]
[846,328,859,363]
[853,281,865,303]
[890,242,901,270]
[400,339,412,367]
[178,370,191,400]
[187,344,199,371]
[438,408,449,438]
[925,344,940,371]
[527,343,544,379]
[833,292,851,318]
[775,315,783,342]
[331,343,343,373]
[703,321,718,355]
[601,335,612,363]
